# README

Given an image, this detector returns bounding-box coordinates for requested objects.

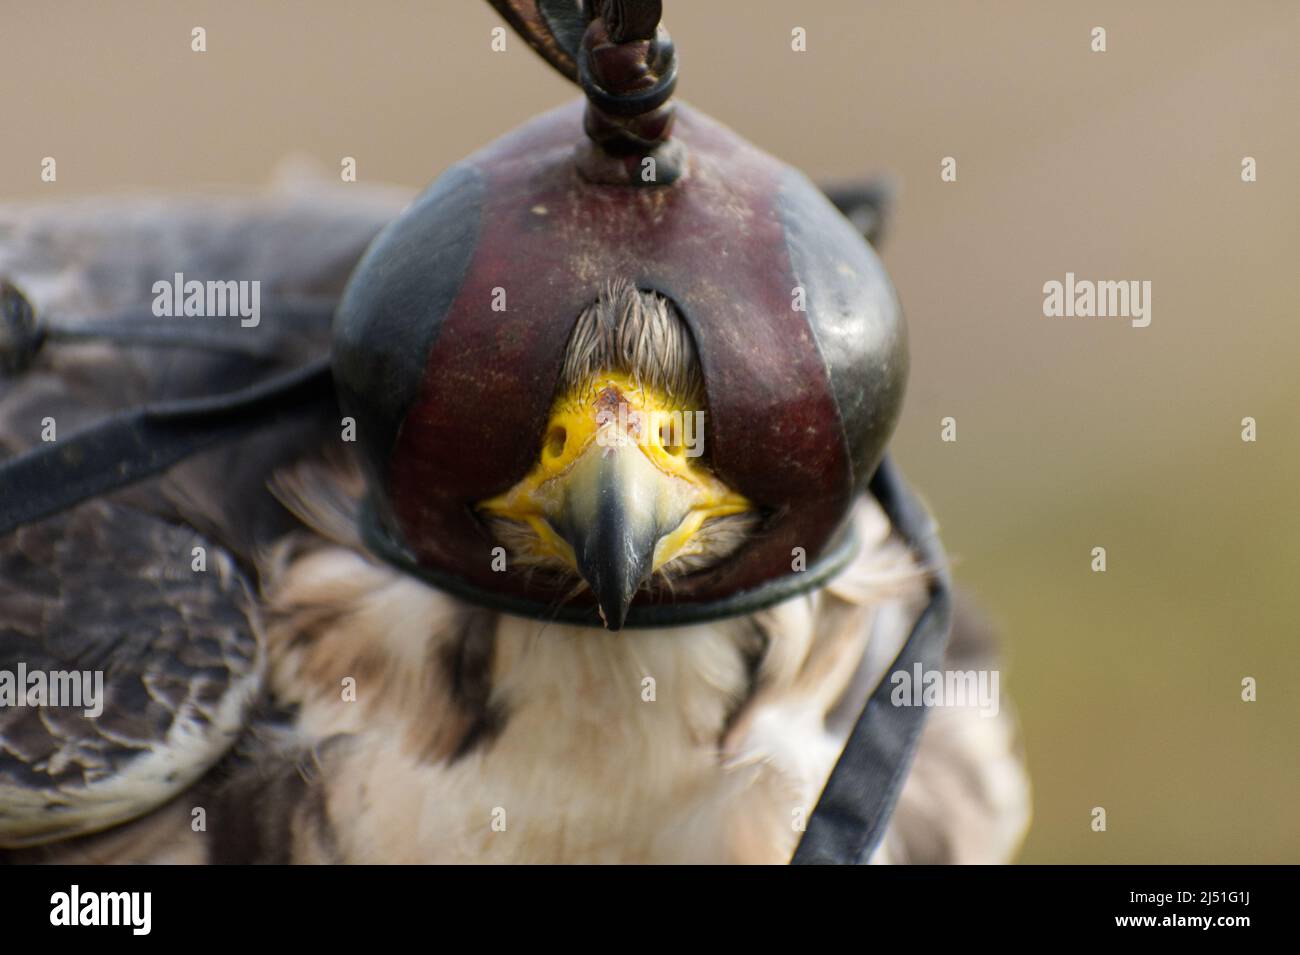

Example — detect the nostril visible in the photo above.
[546,426,567,458]
[659,424,684,456]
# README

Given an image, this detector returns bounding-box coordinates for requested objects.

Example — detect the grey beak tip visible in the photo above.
[594,581,633,632]
[562,449,661,634]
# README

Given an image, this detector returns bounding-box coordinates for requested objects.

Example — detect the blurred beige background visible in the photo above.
[4,1,1297,862]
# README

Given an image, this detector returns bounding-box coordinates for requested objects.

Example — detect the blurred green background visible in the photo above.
[3,1,1296,862]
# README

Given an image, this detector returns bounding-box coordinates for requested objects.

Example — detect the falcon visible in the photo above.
[0,0,1029,864]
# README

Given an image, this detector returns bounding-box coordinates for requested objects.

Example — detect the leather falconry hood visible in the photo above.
[334,0,909,628]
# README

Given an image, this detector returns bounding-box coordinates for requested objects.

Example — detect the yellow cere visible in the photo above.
[478,371,751,572]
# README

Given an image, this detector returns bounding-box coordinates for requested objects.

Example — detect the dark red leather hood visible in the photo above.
[334,99,906,623]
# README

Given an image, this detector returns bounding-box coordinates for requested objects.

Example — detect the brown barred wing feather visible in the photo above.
[0,500,261,848]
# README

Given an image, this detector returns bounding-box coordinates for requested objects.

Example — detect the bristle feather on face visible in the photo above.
[559,279,703,406]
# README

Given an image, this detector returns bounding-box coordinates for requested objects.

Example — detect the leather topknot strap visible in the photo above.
[576,1,684,185]
[489,0,684,186]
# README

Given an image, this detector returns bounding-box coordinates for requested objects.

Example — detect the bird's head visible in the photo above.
[478,281,758,630]
[334,91,906,630]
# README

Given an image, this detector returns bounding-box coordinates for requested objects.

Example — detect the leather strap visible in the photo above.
[790,455,953,864]
[0,358,333,537]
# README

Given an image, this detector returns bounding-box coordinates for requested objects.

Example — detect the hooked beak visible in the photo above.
[558,441,672,630]
[477,372,751,631]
